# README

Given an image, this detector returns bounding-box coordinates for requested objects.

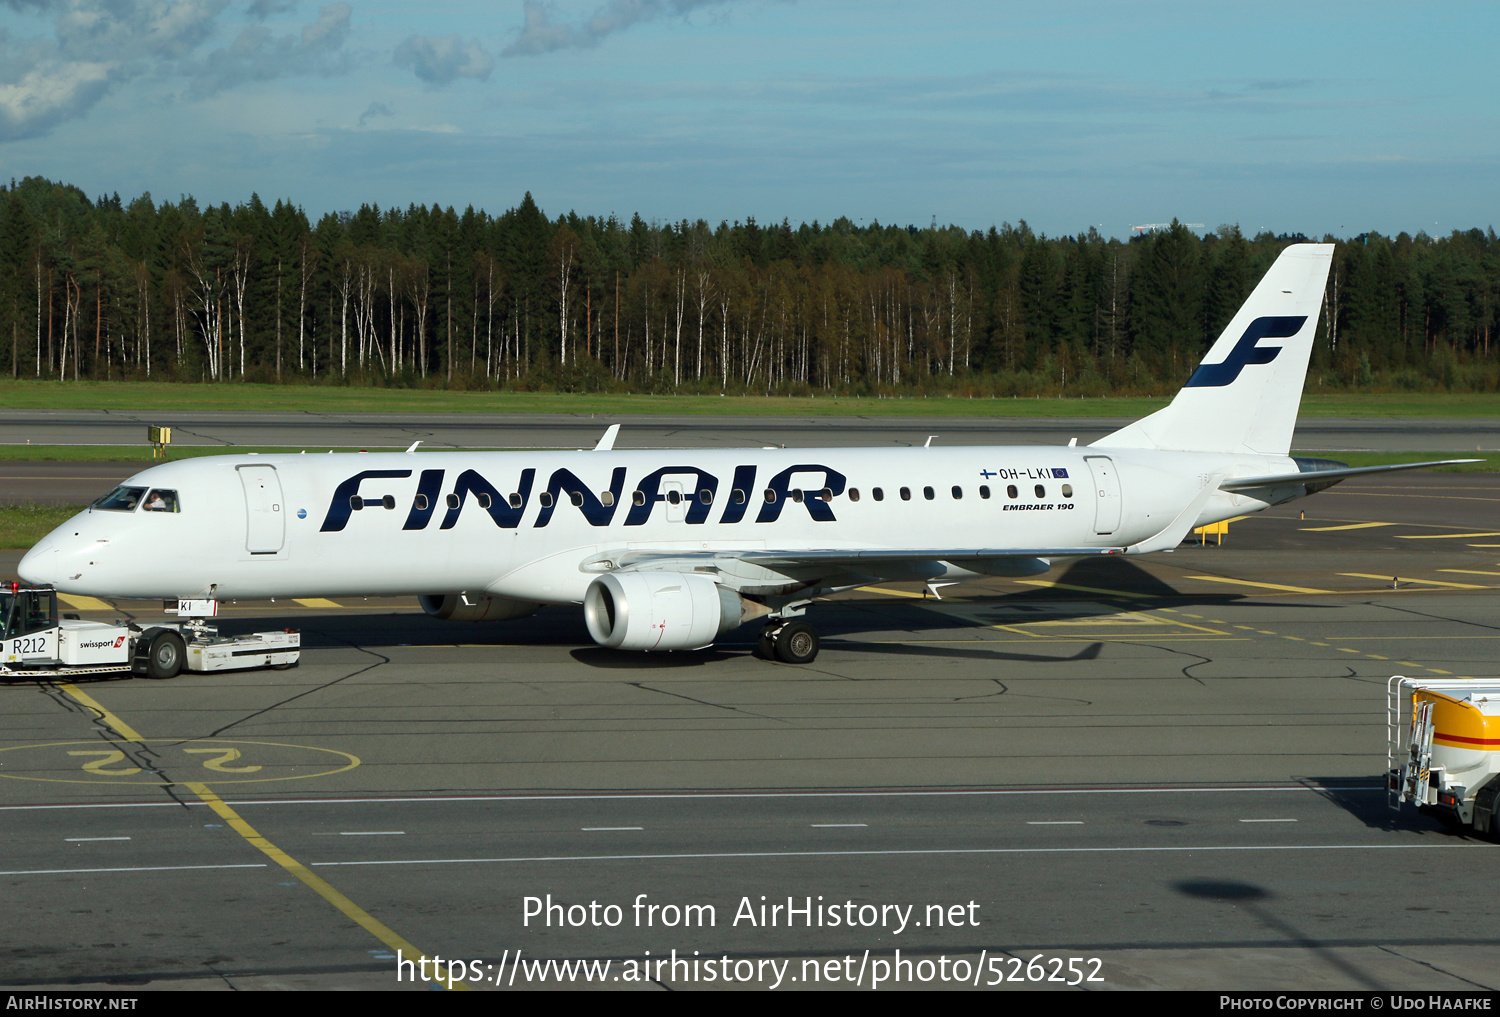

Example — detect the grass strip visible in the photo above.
[0,504,83,549]
[0,381,1495,417]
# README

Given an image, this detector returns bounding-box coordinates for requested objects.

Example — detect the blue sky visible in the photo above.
[1,1,1495,238]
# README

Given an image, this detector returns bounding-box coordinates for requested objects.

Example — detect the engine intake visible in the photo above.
[419,593,541,622]
[584,572,757,651]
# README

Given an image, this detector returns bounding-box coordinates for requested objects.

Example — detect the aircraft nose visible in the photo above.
[18,542,60,585]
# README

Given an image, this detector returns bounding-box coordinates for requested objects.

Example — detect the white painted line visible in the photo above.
[1026,821,1084,826]
[0,785,1385,811]
[581,827,643,832]
[1239,818,1298,823]
[64,836,131,842]
[2,863,267,877]
[309,843,1474,869]
[811,823,868,828]
[338,831,405,836]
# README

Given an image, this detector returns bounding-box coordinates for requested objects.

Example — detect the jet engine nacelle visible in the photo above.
[419,593,541,622]
[583,572,757,651]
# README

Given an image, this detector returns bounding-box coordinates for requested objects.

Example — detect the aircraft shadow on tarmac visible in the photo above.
[190,556,1335,657]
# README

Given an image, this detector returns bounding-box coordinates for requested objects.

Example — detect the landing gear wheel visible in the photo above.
[269,661,298,671]
[756,628,776,660]
[144,629,185,679]
[773,621,819,664]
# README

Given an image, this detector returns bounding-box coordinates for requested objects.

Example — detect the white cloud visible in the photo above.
[503,0,738,56]
[0,0,355,141]
[190,2,351,96]
[0,58,112,140]
[393,34,493,84]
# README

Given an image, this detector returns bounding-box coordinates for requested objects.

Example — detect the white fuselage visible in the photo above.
[18,446,1302,603]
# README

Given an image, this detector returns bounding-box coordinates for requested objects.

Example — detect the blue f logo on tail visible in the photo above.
[1184,315,1307,388]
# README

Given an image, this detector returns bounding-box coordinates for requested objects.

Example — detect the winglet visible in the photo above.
[1125,476,1224,555]
[405,441,422,454]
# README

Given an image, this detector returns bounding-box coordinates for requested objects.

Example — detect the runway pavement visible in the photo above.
[0,407,1497,453]
[0,421,1498,991]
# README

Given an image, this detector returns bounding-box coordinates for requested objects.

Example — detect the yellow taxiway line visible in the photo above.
[53,682,461,990]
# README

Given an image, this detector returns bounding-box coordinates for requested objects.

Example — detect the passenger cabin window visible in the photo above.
[1007,485,1018,499]
[791,490,804,503]
[666,490,681,505]
[849,488,861,502]
[476,493,492,509]
[900,487,911,501]
[414,494,429,511]
[872,488,884,501]
[94,486,146,512]
[350,495,365,511]
[731,489,747,504]
[382,495,396,510]
[1034,484,1046,498]
[600,491,615,507]
[951,486,962,500]
[570,491,585,507]
[446,493,460,510]
[510,493,524,509]
[764,488,777,503]
[142,489,179,512]
[1061,484,1073,498]
[539,493,555,508]
[980,485,991,499]
[923,486,935,500]
[699,489,713,505]
[633,490,647,506]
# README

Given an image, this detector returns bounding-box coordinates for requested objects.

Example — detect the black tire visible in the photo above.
[269,660,298,671]
[774,621,819,664]
[756,629,776,660]
[144,629,185,679]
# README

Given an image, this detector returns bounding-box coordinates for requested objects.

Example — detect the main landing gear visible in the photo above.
[758,620,820,664]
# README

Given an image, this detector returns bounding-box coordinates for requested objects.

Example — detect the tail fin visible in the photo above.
[1092,243,1334,456]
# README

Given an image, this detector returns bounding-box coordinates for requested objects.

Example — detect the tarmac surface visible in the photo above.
[1,417,1498,991]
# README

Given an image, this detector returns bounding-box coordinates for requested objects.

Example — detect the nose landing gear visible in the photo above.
[759,620,820,664]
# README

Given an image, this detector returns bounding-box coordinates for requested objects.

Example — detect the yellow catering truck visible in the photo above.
[1388,676,1500,837]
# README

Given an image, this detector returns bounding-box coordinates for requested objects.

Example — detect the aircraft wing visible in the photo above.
[590,546,1122,577]
[737,547,1122,567]
[1220,459,1481,491]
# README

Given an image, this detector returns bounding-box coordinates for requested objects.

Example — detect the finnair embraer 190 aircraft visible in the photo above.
[18,244,1472,663]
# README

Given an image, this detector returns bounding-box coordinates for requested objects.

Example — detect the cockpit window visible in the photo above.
[143,489,180,513]
[93,486,147,511]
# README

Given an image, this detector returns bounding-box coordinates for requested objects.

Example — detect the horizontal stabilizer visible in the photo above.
[1221,459,1482,491]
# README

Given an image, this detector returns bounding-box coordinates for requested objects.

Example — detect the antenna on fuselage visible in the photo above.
[924,436,937,447]
[594,424,621,452]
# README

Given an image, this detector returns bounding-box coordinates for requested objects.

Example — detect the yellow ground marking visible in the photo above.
[1185,576,1332,594]
[1467,544,1500,548]
[856,586,928,600]
[1438,569,1500,577]
[1367,655,1389,660]
[57,683,144,742]
[1396,532,1500,540]
[1310,641,1329,646]
[1429,669,1454,675]
[293,598,342,608]
[1298,521,1394,532]
[58,594,112,611]
[1340,573,1487,589]
[187,782,464,991]
[52,684,455,988]
[1014,580,1155,598]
